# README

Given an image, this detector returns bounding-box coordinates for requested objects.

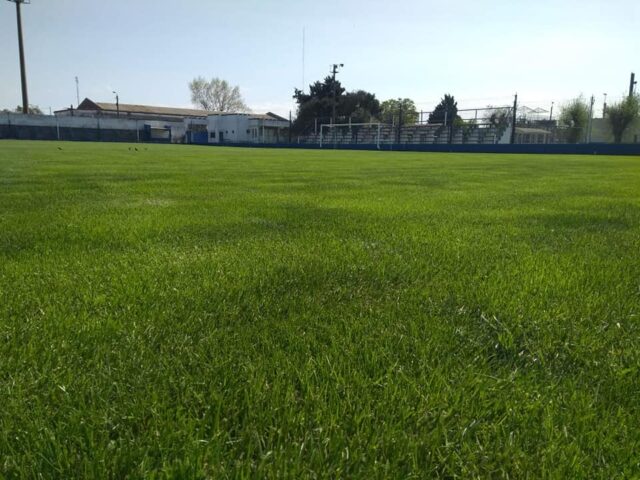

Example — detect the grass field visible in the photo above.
[1,140,640,478]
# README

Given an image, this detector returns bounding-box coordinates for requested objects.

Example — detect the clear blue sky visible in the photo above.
[1,0,638,116]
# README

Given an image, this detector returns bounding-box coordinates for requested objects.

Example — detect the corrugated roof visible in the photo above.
[93,102,218,118]
[63,98,287,121]
[515,127,551,135]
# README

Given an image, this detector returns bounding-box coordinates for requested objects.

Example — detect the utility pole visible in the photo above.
[397,100,403,144]
[330,63,343,148]
[75,76,80,106]
[8,0,30,114]
[448,104,455,144]
[288,110,292,144]
[113,91,119,117]
[330,63,343,126]
[510,93,518,144]
[586,95,595,143]
[629,72,637,98]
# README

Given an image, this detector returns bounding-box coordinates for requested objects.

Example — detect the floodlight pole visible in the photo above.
[330,63,342,126]
[629,73,637,98]
[549,102,554,121]
[330,63,343,147]
[602,93,607,118]
[8,0,29,114]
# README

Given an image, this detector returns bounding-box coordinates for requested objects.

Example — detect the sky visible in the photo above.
[1,0,638,117]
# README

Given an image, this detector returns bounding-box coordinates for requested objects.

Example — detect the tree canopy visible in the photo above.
[428,94,460,124]
[379,98,418,125]
[292,76,381,133]
[1,105,43,114]
[607,94,639,143]
[485,106,510,128]
[189,77,249,112]
[558,96,590,143]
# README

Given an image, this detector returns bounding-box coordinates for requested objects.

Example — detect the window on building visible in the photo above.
[210,132,215,139]
[246,129,250,134]
[232,130,235,134]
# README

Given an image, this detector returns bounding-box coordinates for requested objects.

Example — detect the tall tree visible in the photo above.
[2,105,42,114]
[607,94,639,143]
[558,96,590,143]
[293,75,345,132]
[379,98,418,125]
[341,90,381,123]
[428,94,459,124]
[189,76,249,112]
[485,106,510,128]
[292,77,380,132]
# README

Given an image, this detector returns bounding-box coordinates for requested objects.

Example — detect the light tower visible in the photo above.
[7,0,30,114]
[330,63,343,126]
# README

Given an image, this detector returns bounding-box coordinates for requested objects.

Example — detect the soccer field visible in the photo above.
[1,140,639,477]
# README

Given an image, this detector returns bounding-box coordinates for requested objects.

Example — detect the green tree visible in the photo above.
[2,105,43,114]
[293,76,345,133]
[428,94,460,124]
[380,98,418,125]
[189,76,249,112]
[292,77,380,133]
[340,90,381,123]
[485,106,510,128]
[607,95,640,143]
[558,96,590,143]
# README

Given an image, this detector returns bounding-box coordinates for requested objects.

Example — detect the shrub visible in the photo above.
[559,96,590,143]
[607,95,640,143]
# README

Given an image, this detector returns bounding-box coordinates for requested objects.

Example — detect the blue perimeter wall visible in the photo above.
[213,142,640,156]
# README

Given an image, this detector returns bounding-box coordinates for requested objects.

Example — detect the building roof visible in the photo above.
[515,127,551,135]
[56,98,287,122]
[77,98,217,117]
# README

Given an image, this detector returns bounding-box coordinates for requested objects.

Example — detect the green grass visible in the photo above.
[1,140,640,478]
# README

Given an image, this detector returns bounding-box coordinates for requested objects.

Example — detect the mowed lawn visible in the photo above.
[1,140,640,478]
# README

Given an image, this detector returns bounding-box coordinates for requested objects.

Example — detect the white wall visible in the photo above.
[0,113,186,141]
[206,114,288,143]
[207,115,251,143]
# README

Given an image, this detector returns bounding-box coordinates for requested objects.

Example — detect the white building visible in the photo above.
[205,113,289,144]
[55,98,289,144]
